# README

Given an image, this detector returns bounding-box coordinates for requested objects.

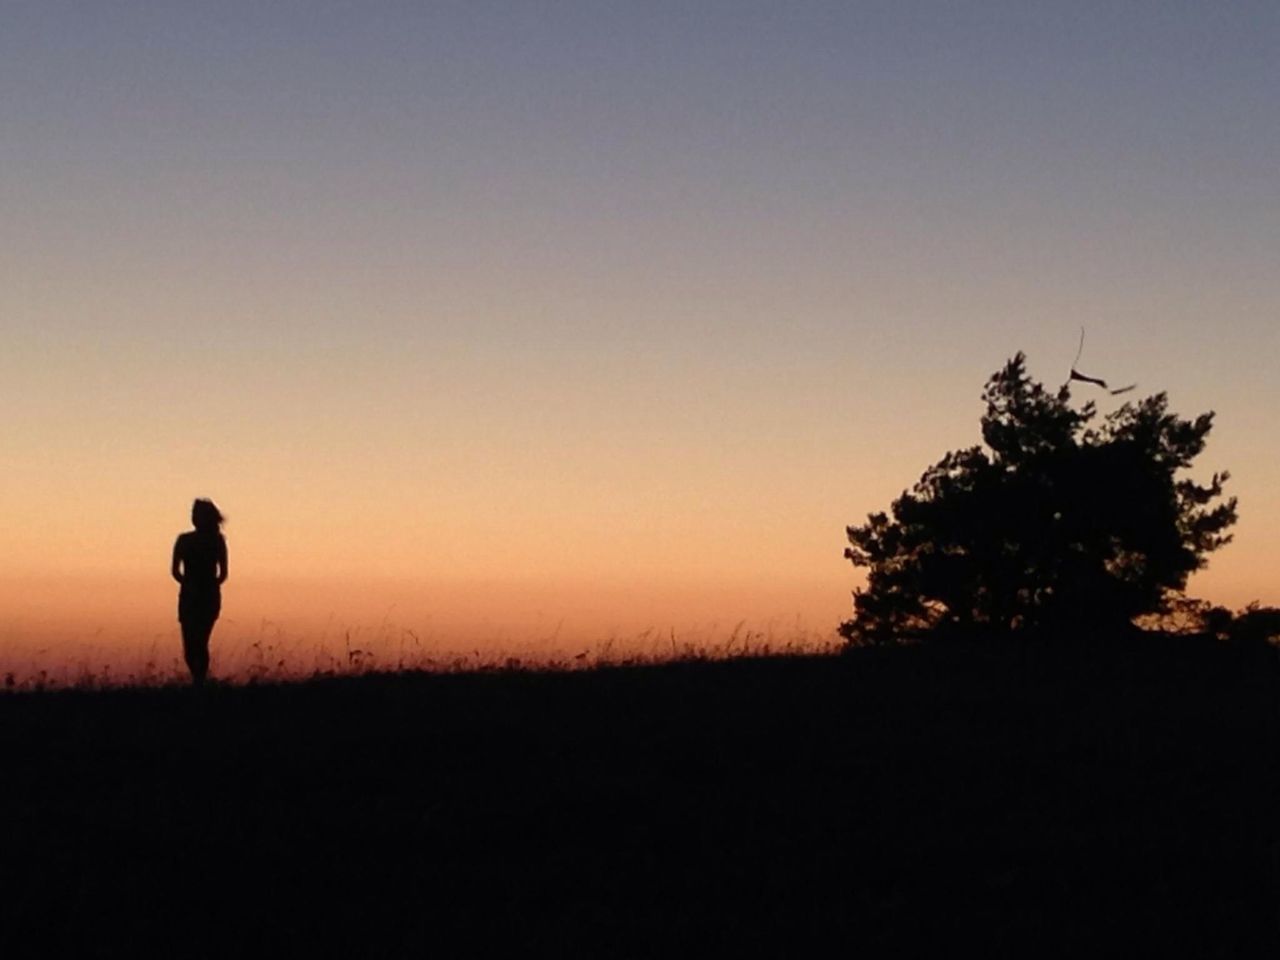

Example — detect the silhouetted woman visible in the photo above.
[171,499,228,687]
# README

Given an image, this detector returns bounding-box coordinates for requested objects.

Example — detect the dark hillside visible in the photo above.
[3,639,1278,956]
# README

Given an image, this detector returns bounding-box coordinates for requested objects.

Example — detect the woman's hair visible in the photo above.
[191,498,225,532]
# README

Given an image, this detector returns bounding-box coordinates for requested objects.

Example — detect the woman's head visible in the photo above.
[191,498,224,533]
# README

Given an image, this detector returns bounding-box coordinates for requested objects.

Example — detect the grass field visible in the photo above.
[3,634,1278,956]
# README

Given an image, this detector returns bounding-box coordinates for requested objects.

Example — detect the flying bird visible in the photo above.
[1067,329,1136,396]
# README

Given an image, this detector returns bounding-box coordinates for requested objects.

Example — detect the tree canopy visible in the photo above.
[841,353,1237,644]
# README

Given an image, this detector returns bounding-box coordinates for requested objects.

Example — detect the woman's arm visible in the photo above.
[217,536,229,585]
[171,538,184,584]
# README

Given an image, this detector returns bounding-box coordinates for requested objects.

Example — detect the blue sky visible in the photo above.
[2,2,1276,651]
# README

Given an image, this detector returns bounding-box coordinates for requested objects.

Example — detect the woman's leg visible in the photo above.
[181,619,211,687]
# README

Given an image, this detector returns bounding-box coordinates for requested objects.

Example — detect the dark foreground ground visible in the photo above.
[3,636,1279,957]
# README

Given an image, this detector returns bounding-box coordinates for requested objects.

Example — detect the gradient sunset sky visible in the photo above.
[3,2,1277,664]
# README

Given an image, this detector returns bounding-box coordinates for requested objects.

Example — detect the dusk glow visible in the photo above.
[3,2,1277,676]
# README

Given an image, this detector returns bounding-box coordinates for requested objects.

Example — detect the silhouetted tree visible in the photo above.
[1193,601,1280,647]
[1227,604,1280,647]
[841,353,1237,644]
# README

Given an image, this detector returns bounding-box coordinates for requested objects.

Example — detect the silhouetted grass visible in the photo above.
[0,622,838,691]
[2,634,1278,956]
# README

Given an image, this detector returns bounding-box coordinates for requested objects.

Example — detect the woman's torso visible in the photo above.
[177,531,223,592]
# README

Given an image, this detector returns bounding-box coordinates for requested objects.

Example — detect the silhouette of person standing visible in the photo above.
[171,499,227,687]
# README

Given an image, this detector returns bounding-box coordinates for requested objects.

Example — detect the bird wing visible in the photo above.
[1069,368,1109,389]
[1066,327,1137,395]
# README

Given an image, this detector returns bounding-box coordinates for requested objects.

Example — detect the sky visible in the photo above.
[2,1,1277,670]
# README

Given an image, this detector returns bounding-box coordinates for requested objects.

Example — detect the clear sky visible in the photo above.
[2,2,1277,668]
